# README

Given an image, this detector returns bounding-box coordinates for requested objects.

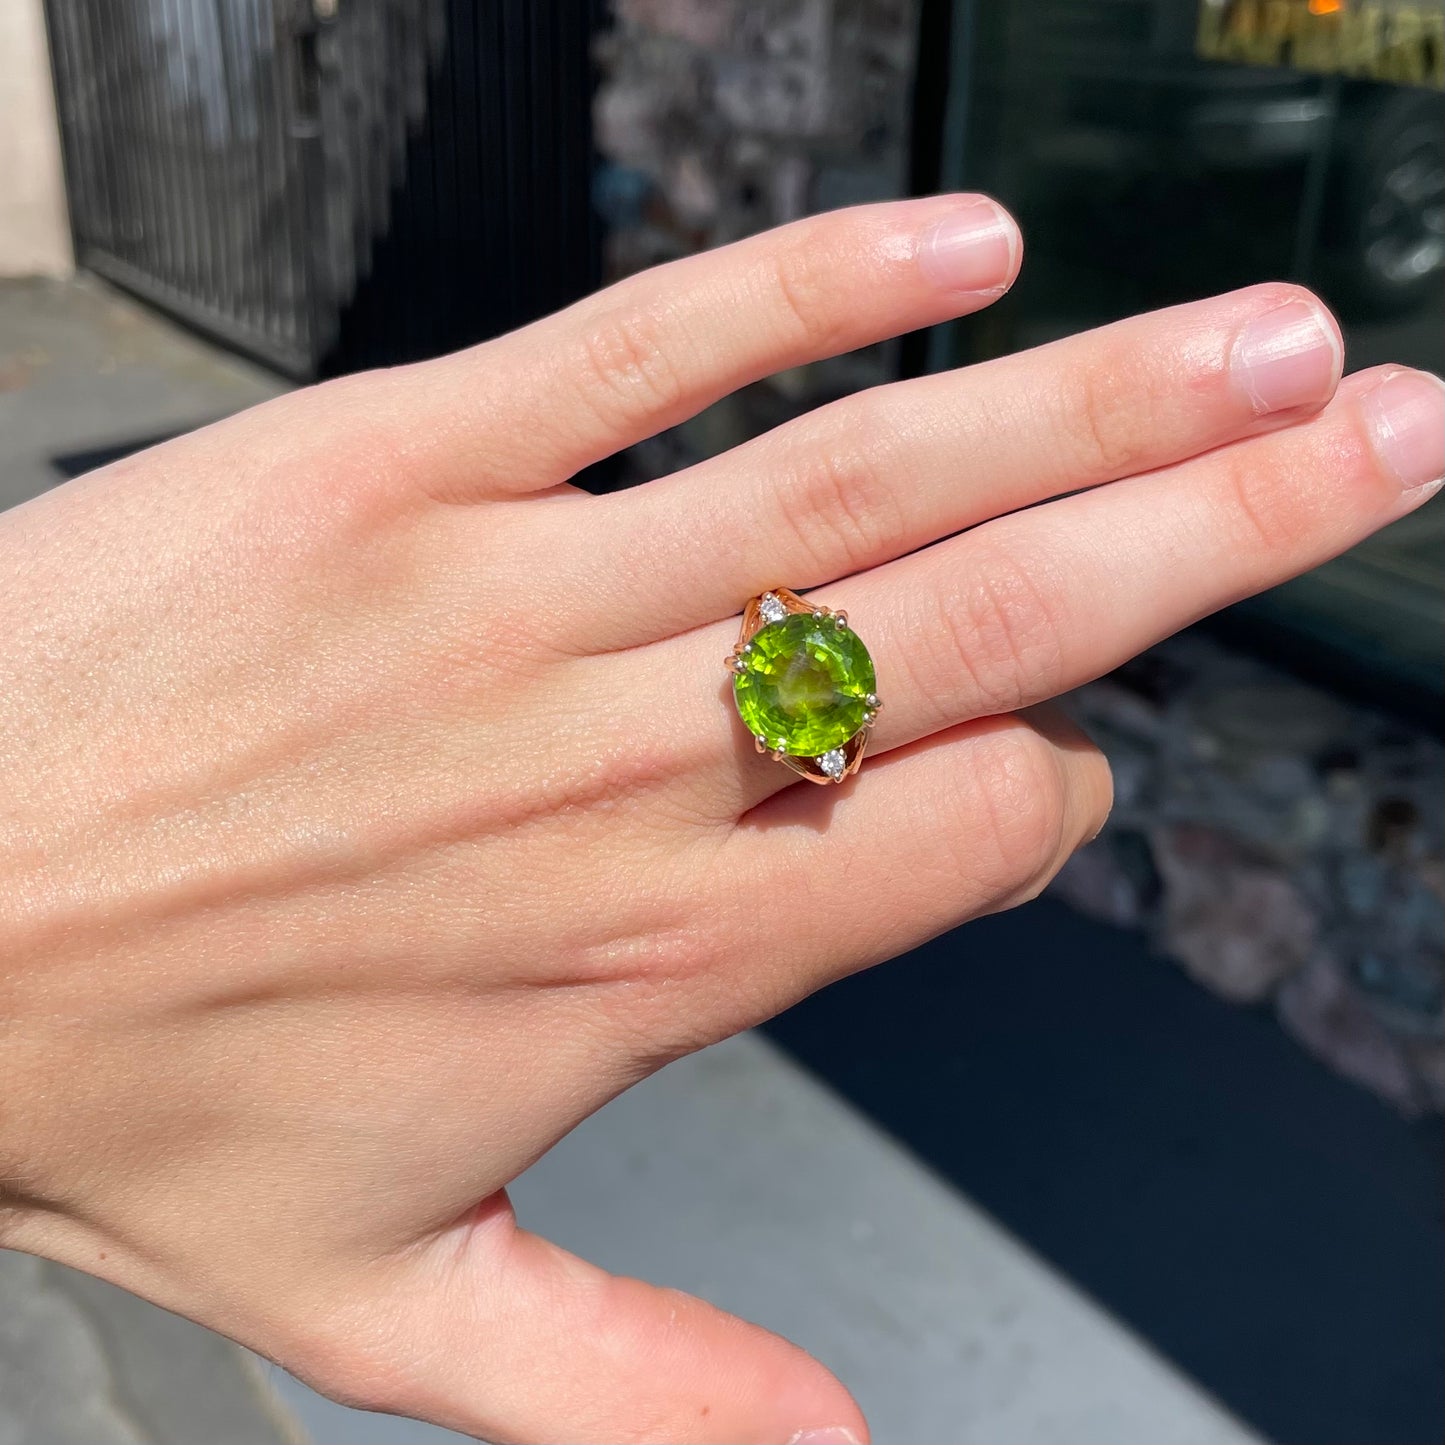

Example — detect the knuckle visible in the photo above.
[300,373,417,480]
[1027,704,1116,851]
[1000,727,1116,905]
[573,304,687,432]
[963,725,1072,897]
[1060,360,1145,479]
[778,408,902,576]
[305,377,410,474]
[1214,443,1310,554]
[297,369,376,420]
[761,236,848,355]
[195,383,411,552]
[934,540,1066,717]
[1077,744,1116,845]
[1053,308,1218,483]
[266,373,394,471]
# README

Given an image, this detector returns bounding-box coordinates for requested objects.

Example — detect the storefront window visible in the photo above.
[937,0,1444,708]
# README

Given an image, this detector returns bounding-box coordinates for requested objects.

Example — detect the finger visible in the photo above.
[841,365,1444,748]
[305,1194,867,1445]
[370,196,1021,500]
[651,363,1440,820]
[574,283,1343,649]
[699,711,1111,1030]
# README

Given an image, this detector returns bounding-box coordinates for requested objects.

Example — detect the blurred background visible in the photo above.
[0,2,1441,1442]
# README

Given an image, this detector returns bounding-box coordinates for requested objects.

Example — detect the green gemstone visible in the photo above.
[733,613,876,756]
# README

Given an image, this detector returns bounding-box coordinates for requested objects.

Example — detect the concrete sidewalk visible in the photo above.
[0,273,285,510]
[0,276,1261,1445]
[3,1037,1258,1445]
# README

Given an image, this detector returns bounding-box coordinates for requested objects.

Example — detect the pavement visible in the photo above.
[0,274,286,511]
[3,1033,1257,1445]
[0,1252,298,1445]
[0,274,1267,1445]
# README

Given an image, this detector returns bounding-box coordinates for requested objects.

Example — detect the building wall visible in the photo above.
[0,0,72,276]
[594,0,920,482]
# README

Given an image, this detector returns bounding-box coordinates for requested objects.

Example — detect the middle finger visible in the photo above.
[572,284,1341,652]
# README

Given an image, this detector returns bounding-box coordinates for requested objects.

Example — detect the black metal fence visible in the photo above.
[43,0,601,378]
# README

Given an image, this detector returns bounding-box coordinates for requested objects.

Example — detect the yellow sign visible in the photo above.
[1197,0,1445,88]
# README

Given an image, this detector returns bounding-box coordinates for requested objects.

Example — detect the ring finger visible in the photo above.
[642,363,1443,820]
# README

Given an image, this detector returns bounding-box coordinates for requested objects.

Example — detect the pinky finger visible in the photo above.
[710,708,1113,1032]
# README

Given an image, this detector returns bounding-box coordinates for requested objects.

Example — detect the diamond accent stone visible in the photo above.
[818,748,847,780]
[758,592,788,624]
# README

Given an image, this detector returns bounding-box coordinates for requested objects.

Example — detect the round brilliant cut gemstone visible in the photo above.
[732,613,877,756]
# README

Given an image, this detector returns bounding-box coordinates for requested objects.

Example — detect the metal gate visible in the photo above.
[43,0,600,377]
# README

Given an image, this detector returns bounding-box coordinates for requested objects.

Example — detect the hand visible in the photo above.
[1,196,1439,1445]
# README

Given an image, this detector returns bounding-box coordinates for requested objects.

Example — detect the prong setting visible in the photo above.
[758,592,789,624]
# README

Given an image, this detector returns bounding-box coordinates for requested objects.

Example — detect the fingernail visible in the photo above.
[787,1430,862,1444]
[917,198,1018,294]
[1231,296,1341,415]
[1365,369,1445,500]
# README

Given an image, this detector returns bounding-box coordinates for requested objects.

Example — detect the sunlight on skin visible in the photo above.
[0,197,1440,1444]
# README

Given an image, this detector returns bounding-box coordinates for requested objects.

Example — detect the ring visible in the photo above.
[725,589,882,785]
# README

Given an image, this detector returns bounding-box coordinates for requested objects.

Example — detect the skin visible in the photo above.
[0,196,1440,1445]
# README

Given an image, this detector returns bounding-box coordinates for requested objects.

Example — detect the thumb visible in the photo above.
[305,1193,869,1445]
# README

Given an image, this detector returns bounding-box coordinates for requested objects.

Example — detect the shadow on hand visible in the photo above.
[720,674,850,836]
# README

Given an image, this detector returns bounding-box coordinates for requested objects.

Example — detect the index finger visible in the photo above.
[377,196,1022,500]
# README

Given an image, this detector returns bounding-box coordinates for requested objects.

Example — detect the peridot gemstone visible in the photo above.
[733,614,876,756]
